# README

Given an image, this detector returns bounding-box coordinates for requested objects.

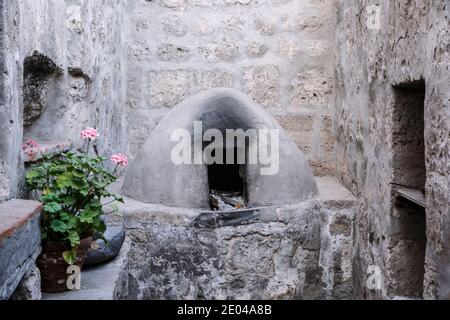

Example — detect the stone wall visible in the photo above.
[0,0,128,202]
[121,177,356,300]
[335,0,450,299]
[124,0,335,176]
[0,200,42,300]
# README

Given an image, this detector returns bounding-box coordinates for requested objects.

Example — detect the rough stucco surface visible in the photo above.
[335,0,449,299]
[0,0,128,202]
[124,0,336,176]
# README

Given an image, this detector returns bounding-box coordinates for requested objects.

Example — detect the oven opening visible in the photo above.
[208,147,246,211]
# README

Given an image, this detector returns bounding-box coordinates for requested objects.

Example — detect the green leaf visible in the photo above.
[50,220,67,233]
[72,169,85,178]
[26,170,41,181]
[63,196,77,206]
[66,216,79,229]
[41,193,58,203]
[71,178,88,189]
[90,199,102,209]
[67,231,80,247]
[93,217,107,234]
[44,202,62,214]
[56,172,73,189]
[63,250,77,265]
[59,212,70,221]
[115,196,125,204]
[49,165,67,175]
[79,209,95,224]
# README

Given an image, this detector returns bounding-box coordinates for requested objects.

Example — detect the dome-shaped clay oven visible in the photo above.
[122,88,318,209]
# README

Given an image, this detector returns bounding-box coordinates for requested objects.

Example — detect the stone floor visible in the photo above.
[42,238,130,300]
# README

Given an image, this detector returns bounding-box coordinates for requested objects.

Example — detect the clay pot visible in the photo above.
[37,237,93,293]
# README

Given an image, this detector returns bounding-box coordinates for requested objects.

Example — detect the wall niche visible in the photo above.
[23,51,92,146]
[392,80,426,190]
[389,80,427,299]
[23,51,63,140]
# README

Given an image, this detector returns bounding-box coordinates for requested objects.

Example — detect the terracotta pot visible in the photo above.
[37,237,93,293]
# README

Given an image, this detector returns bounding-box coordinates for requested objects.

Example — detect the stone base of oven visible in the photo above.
[120,177,356,300]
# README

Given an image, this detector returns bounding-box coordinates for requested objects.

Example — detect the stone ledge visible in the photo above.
[23,141,72,163]
[315,176,356,209]
[120,176,356,222]
[0,199,42,242]
[0,199,42,300]
[42,237,130,300]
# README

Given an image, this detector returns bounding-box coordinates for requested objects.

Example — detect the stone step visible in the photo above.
[0,199,42,300]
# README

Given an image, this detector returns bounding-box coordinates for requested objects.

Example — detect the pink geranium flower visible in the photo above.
[22,139,41,158]
[81,127,99,141]
[22,139,40,150]
[111,154,128,167]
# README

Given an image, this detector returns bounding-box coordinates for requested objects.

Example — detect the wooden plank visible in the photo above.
[393,185,426,208]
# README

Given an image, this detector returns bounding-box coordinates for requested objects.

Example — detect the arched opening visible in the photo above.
[208,147,246,211]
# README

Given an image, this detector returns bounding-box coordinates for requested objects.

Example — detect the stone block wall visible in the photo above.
[0,200,42,300]
[124,0,336,176]
[0,0,128,202]
[335,0,450,299]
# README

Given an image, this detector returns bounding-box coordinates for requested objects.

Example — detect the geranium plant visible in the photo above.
[25,128,127,265]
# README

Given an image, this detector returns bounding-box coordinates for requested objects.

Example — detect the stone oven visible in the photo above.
[120,89,356,300]
[122,88,318,210]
